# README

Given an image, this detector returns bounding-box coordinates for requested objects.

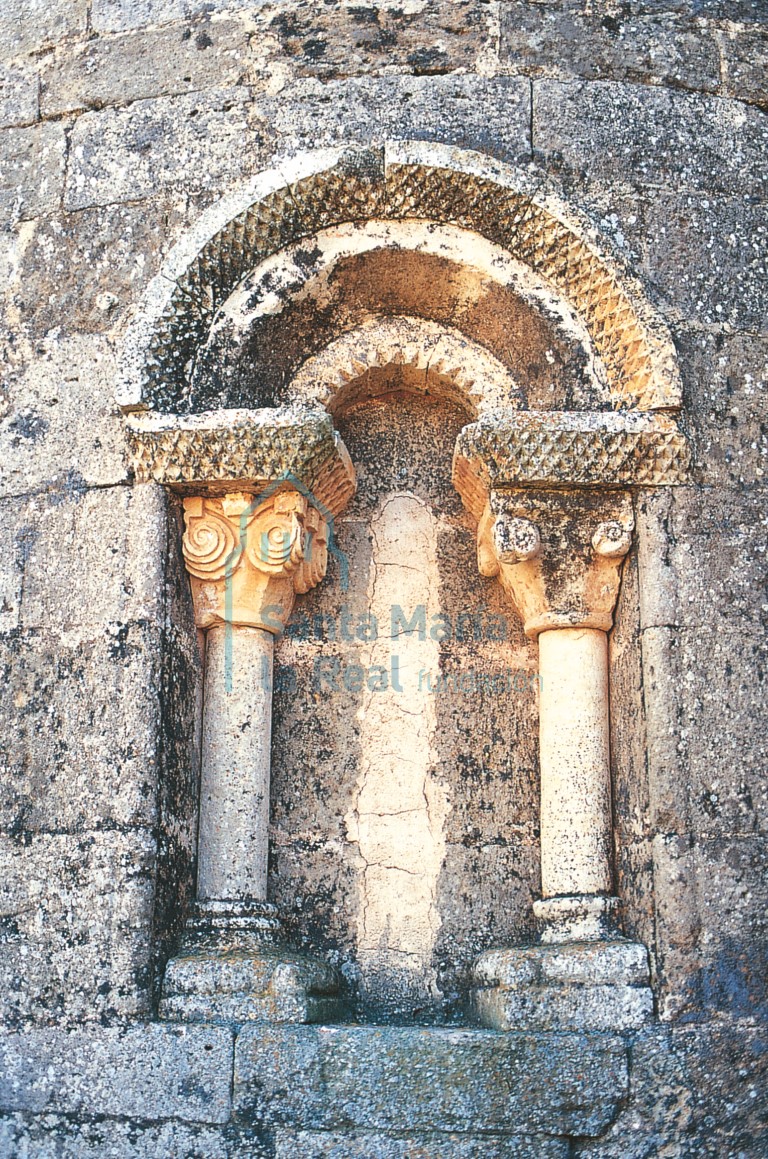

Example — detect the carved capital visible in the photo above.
[477,491,634,638]
[182,490,329,632]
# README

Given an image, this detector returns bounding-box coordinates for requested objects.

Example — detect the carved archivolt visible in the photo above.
[288,316,523,417]
[119,142,681,420]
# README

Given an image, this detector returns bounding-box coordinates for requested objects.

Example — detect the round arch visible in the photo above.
[118,141,682,419]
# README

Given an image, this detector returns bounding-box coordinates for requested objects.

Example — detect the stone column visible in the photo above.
[159,490,342,1024]
[469,492,653,1030]
[538,626,612,902]
[197,623,274,904]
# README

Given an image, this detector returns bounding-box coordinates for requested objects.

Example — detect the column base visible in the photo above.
[158,901,346,1026]
[534,894,622,943]
[469,938,653,1032]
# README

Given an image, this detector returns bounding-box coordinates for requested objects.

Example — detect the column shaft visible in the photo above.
[538,627,613,899]
[197,624,273,903]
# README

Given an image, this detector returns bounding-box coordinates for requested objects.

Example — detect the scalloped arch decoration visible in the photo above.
[119,143,681,416]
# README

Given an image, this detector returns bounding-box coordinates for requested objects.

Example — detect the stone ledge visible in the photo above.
[453,410,689,518]
[0,1025,233,1125]
[233,1024,628,1138]
[125,407,356,518]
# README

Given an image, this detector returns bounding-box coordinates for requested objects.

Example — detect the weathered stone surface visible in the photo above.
[693,838,768,1018]
[578,1021,768,1158]
[501,6,720,93]
[19,482,166,630]
[0,1115,238,1159]
[40,19,249,117]
[534,80,768,198]
[251,0,495,83]
[0,828,157,1024]
[0,123,66,221]
[673,328,768,486]
[234,1025,628,1137]
[471,940,654,1031]
[0,64,38,129]
[641,194,768,335]
[91,0,253,34]
[65,88,266,211]
[274,1130,569,1159]
[0,0,87,60]
[0,624,162,833]
[0,501,23,632]
[257,75,531,163]
[161,940,344,1026]
[0,336,129,496]
[0,1025,233,1123]
[675,525,768,635]
[719,22,768,109]
[473,980,653,1033]
[9,201,196,340]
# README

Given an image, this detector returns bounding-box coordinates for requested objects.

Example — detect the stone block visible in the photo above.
[274,1130,569,1159]
[635,489,680,631]
[677,627,768,839]
[257,75,531,166]
[501,6,720,92]
[234,1024,628,1138]
[671,516,768,637]
[693,837,768,1017]
[673,327,768,485]
[91,0,253,34]
[0,123,67,221]
[579,1021,768,1159]
[650,832,702,1021]
[471,941,653,1032]
[20,482,167,630]
[40,19,249,117]
[160,940,344,1026]
[0,1115,235,1159]
[0,0,87,61]
[639,193,768,334]
[0,1025,233,1123]
[0,828,157,1023]
[0,500,23,632]
[474,940,651,987]
[719,23,768,109]
[10,199,196,340]
[0,64,38,129]
[250,1,495,83]
[0,335,129,495]
[534,80,768,199]
[65,88,266,211]
[0,623,162,833]
[472,980,653,1033]
[611,551,652,842]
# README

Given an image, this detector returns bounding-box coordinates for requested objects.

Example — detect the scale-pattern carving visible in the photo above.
[453,417,689,517]
[139,159,679,418]
[126,412,356,517]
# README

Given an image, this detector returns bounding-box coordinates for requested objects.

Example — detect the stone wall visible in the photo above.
[0,0,766,1155]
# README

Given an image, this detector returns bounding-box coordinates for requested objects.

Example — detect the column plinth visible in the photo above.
[159,489,346,1025]
[467,490,653,1031]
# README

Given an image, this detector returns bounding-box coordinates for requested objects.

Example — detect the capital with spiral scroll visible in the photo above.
[182,490,329,632]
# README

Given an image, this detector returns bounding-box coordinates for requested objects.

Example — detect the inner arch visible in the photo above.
[119,144,682,416]
[190,221,608,416]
